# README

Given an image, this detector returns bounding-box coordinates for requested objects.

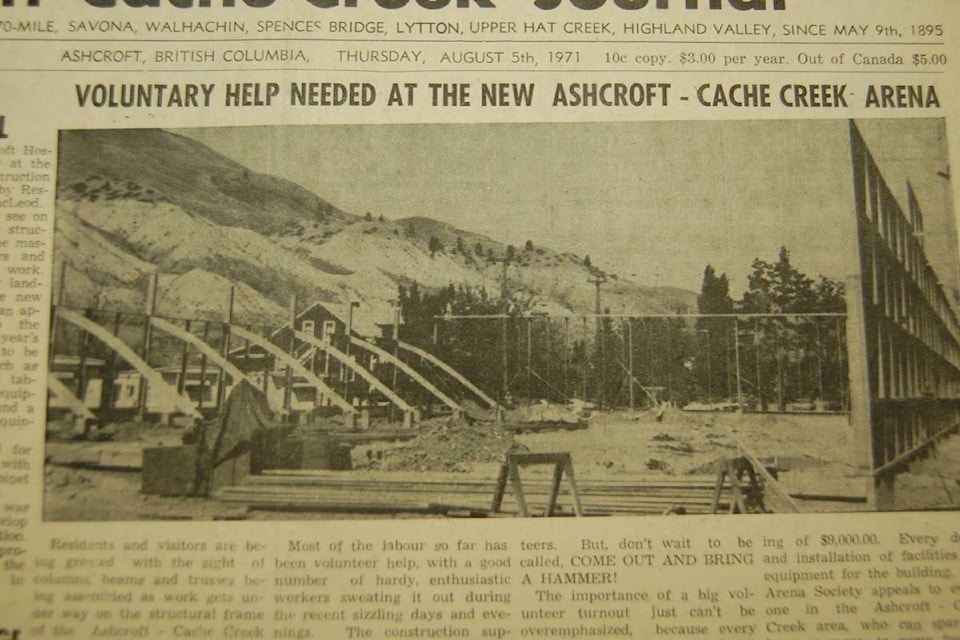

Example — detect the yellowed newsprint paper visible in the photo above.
[1,0,960,638]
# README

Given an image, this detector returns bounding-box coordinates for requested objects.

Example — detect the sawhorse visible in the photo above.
[491,452,584,517]
[710,456,768,514]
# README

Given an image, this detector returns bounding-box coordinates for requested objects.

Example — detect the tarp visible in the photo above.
[194,380,280,495]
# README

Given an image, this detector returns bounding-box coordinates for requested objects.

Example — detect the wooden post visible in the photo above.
[48,260,68,373]
[725,324,732,401]
[76,308,91,410]
[100,311,122,411]
[501,314,509,402]
[178,320,191,396]
[581,316,588,402]
[323,324,331,403]
[545,318,552,398]
[614,318,633,406]
[775,323,784,411]
[217,286,234,412]
[755,319,762,410]
[137,273,158,421]
[391,303,400,422]
[628,319,634,410]
[526,318,532,404]
[598,315,605,410]
[198,322,209,411]
[501,258,509,401]
[344,301,358,408]
[563,317,569,401]
[815,321,825,402]
[515,316,522,401]
[360,406,371,429]
[284,293,295,414]
[836,317,846,411]
[734,317,743,413]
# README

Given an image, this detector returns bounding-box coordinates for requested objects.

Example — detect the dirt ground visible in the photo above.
[43,408,960,520]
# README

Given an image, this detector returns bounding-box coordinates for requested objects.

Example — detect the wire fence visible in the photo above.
[416,313,848,412]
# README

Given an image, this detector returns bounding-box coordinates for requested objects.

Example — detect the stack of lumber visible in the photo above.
[214,469,729,516]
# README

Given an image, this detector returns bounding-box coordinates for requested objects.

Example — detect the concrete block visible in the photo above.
[142,445,198,496]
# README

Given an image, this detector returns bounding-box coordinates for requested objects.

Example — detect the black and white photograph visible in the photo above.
[43,118,960,520]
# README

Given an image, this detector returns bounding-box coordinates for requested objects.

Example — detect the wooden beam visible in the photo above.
[397,340,500,410]
[151,317,251,386]
[57,308,199,418]
[230,325,354,414]
[349,336,460,412]
[47,374,96,421]
[293,330,415,414]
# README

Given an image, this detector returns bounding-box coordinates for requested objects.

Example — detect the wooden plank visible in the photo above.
[735,447,801,513]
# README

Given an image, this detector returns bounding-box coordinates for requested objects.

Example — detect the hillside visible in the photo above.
[54,129,697,331]
[56,129,356,236]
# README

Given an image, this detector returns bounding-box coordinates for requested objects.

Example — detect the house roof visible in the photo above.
[292,301,383,337]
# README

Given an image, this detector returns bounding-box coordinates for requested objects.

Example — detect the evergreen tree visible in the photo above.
[697,265,734,315]
[742,247,817,314]
[695,265,734,404]
[739,247,845,410]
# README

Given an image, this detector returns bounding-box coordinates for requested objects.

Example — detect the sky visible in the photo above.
[178,119,953,296]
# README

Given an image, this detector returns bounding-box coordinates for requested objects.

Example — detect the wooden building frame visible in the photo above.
[848,121,960,508]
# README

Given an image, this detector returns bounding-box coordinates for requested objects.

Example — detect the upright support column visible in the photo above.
[734,317,743,413]
[137,273,158,421]
[198,322,209,411]
[99,311,122,412]
[48,260,68,372]
[283,294,295,414]
[391,303,401,423]
[76,309,91,409]
[526,318,532,404]
[217,286,234,413]
[178,320,191,396]
[627,319,635,411]
[501,315,509,402]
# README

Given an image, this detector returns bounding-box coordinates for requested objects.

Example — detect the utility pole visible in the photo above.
[501,258,510,402]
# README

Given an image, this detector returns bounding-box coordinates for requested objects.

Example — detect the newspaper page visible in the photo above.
[1,0,959,638]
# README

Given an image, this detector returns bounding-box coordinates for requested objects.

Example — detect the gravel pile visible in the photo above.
[373,419,528,472]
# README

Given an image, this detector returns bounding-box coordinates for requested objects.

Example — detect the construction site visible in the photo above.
[43,121,960,519]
